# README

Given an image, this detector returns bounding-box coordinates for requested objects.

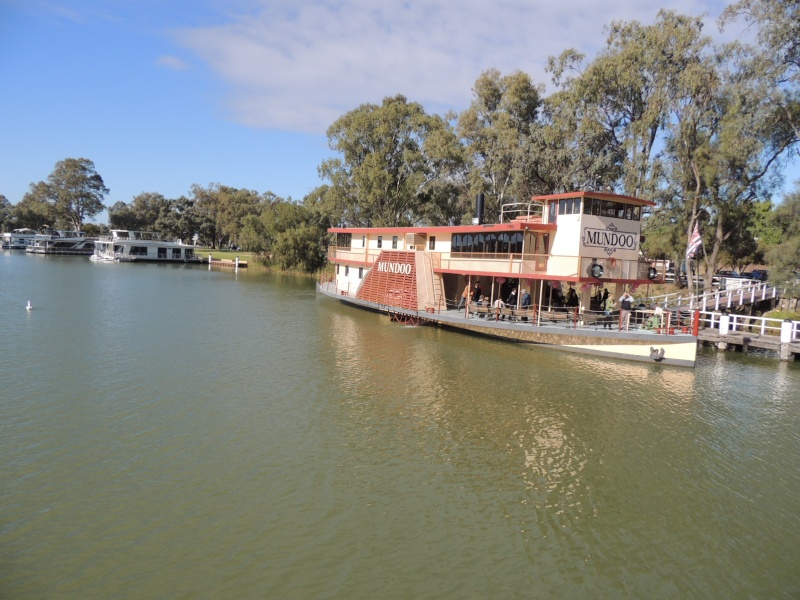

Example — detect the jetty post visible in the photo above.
[235,256,239,272]
[718,311,730,350]
[781,319,793,361]
[209,253,212,271]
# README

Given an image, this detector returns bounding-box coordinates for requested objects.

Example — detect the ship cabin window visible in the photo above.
[345,265,350,276]
[451,232,523,254]
[336,265,340,274]
[361,235,366,248]
[172,248,181,259]
[131,246,148,256]
[336,233,352,248]
[377,236,383,248]
[428,236,435,250]
[582,198,641,221]
[558,197,580,215]
[158,247,167,259]
[185,249,194,259]
[392,235,398,249]
[549,201,557,223]
[358,267,363,279]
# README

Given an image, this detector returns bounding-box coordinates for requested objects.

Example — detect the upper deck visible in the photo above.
[328,192,657,284]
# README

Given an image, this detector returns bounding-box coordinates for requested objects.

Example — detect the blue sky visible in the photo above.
[1,0,796,223]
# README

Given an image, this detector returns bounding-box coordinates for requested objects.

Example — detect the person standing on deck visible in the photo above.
[472,281,482,303]
[602,291,615,329]
[457,282,470,311]
[619,290,634,331]
[507,288,518,308]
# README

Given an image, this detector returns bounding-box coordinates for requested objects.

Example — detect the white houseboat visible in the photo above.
[318,191,698,367]
[91,230,200,263]
[26,230,96,255]
[1,228,38,249]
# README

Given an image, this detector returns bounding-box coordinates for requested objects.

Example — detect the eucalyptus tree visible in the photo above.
[44,158,108,230]
[764,186,800,293]
[13,182,55,230]
[456,69,543,221]
[319,94,452,227]
[0,194,12,231]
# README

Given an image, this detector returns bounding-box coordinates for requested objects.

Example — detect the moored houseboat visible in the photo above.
[1,228,38,250]
[91,230,201,263]
[318,192,698,367]
[26,230,96,255]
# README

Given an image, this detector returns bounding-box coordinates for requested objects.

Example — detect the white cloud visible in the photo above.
[156,55,190,71]
[174,0,730,134]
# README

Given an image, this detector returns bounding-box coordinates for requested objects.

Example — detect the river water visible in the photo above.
[1,252,799,599]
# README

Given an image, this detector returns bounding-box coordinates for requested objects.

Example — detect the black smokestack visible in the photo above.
[474,193,485,225]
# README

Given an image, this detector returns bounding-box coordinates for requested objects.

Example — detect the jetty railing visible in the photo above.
[698,311,800,339]
[647,281,778,311]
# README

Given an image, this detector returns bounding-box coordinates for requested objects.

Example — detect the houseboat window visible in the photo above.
[131,246,148,256]
[185,249,194,259]
[358,267,363,279]
[345,265,349,276]
[377,236,382,248]
[428,236,435,250]
[158,247,167,259]
[172,248,181,259]
[392,235,398,249]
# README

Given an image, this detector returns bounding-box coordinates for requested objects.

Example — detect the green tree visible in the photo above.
[319,94,450,227]
[764,186,800,293]
[0,194,13,231]
[457,69,544,220]
[13,182,54,230]
[45,158,108,230]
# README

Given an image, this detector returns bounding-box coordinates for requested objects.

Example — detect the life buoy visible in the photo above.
[608,257,617,267]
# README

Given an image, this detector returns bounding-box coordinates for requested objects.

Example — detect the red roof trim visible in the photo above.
[329,222,557,235]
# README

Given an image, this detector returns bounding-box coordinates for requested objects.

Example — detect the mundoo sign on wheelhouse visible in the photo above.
[317,191,698,367]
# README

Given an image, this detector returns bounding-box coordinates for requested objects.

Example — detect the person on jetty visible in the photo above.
[472,281,482,303]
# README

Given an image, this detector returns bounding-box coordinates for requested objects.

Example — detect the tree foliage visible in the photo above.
[45,158,108,230]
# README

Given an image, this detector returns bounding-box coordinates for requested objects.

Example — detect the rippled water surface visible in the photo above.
[2,253,799,598]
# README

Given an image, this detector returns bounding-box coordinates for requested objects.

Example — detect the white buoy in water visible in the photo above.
[26,300,32,310]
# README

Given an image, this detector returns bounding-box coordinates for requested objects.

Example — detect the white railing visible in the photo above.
[648,282,778,311]
[699,311,800,339]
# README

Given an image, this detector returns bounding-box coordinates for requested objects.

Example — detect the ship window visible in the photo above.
[392,235,398,249]
[185,249,193,259]
[451,234,461,253]
[559,199,566,215]
[625,205,633,220]
[362,235,366,248]
[336,264,340,274]
[549,201,557,223]
[509,232,523,254]
[172,248,181,259]
[463,234,474,253]
[484,233,497,253]
[615,203,625,219]
[345,265,349,276]
[583,198,593,215]
[592,198,601,216]
[358,267,363,279]
[474,233,485,252]
[497,233,510,254]
[131,246,148,256]
[428,236,435,250]
[377,236,382,248]
[633,206,641,221]
[158,247,167,259]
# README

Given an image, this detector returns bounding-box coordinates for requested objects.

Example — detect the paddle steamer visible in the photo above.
[318,192,698,367]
